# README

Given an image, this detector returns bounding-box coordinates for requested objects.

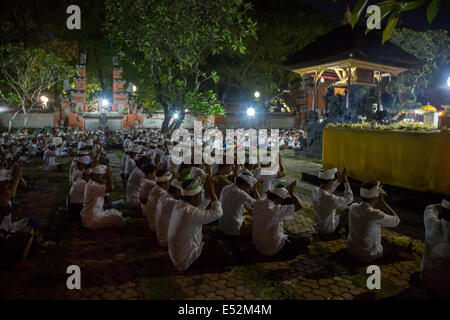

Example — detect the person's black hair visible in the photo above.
[135,156,149,168]
[180,179,200,202]
[181,179,195,190]
[156,169,169,177]
[361,181,379,202]
[319,178,333,186]
[142,163,156,176]
[235,176,247,187]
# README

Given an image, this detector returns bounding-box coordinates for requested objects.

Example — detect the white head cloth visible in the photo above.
[131,145,142,153]
[181,180,203,196]
[442,199,450,210]
[77,155,91,165]
[270,187,291,199]
[156,172,172,182]
[238,174,257,188]
[318,168,338,180]
[92,165,107,175]
[360,181,386,198]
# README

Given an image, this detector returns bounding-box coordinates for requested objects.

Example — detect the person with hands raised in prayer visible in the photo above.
[312,166,353,236]
[168,175,235,271]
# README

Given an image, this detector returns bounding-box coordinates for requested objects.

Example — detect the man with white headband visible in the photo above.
[139,163,158,216]
[69,155,91,185]
[252,180,309,257]
[68,168,91,221]
[168,176,233,271]
[347,181,400,262]
[80,164,125,230]
[218,173,261,238]
[154,170,179,247]
[420,195,450,296]
[122,145,140,186]
[254,153,285,196]
[126,157,149,208]
[312,166,353,235]
[43,141,64,172]
[144,169,173,232]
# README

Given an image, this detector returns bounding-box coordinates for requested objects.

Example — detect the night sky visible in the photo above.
[298,0,450,32]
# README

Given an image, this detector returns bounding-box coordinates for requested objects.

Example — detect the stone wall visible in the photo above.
[2,112,55,129]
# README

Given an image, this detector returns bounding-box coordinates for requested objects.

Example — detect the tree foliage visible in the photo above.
[0,44,75,131]
[344,0,450,44]
[208,0,336,105]
[389,28,450,103]
[104,0,257,132]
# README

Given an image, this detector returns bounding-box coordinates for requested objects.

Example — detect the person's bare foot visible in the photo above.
[15,260,37,269]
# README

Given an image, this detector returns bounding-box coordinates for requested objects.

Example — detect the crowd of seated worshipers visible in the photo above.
[0,127,448,297]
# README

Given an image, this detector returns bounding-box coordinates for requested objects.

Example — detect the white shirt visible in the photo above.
[80,180,125,230]
[120,154,128,175]
[312,181,353,234]
[155,193,179,247]
[144,185,167,231]
[168,200,223,271]
[126,167,145,207]
[420,205,450,294]
[252,197,295,256]
[124,157,136,176]
[218,184,255,235]
[70,167,83,185]
[347,202,400,262]
[69,178,87,204]
[43,149,59,171]
[254,167,277,195]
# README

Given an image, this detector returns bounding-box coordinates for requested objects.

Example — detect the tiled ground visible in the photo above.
[0,150,438,300]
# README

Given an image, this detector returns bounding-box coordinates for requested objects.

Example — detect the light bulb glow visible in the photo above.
[254,91,260,98]
[102,99,109,107]
[247,107,255,117]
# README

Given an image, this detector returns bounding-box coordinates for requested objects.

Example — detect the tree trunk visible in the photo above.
[8,110,20,133]
[161,103,171,133]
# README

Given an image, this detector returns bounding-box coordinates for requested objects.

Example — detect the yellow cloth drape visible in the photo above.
[323,127,450,194]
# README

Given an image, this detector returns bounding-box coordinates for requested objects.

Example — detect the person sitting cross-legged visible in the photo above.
[347,181,406,263]
[126,156,149,208]
[420,196,450,297]
[43,142,65,172]
[67,168,91,221]
[168,176,235,271]
[80,165,125,230]
[252,180,310,258]
[312,166,353,236]
[218,173,261,241]
[155,173,182,247]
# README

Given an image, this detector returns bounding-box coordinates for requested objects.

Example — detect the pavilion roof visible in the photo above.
[283,25,421,76]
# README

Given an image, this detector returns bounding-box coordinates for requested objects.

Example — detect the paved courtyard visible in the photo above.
[0,150,438,300]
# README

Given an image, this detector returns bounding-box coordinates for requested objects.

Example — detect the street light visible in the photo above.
[40,95,48,108]
[247,107,255,117]
[254,91,260,98]
[102,99,109,107]
[132,85,137,92]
